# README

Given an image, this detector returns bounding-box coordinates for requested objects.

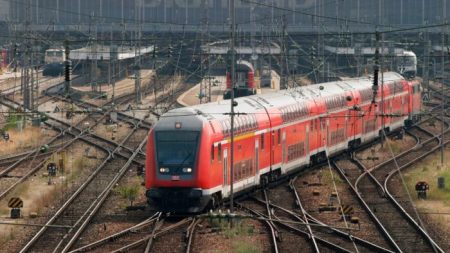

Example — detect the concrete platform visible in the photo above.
[177,75,280,107]
[177,76,227,106]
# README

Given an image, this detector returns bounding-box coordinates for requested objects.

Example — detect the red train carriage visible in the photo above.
[1,48,9,69]
[223,60,256,100]
[145,72,421,212]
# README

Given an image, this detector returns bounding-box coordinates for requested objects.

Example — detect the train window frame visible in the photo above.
[260,134,265,150]
[277,129,281,145]
[252,115,258,129]
[218,143,222,161]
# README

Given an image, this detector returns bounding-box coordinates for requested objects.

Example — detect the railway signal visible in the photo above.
[40,144,49,153]
[2,132,9,141]
[167,45,173,58]
[415,181,429,199]
[47,162,58,185]
[8,197,23,219]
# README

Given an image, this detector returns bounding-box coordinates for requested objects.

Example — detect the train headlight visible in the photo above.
[159,167,169,173]
[182,167,192,173]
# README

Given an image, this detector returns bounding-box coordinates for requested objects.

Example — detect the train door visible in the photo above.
[281,131,286,164]
[222,149,228,197]
[321,118,328,150]
[305,125,309,157]
[254,139,259,185]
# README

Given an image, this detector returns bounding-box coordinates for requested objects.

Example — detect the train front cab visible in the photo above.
[145,117,213,213]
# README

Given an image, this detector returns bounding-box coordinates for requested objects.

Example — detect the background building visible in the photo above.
[0,0,9,21]
[5,0,450,32]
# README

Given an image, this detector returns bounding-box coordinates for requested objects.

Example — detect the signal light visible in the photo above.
[65,60,72,82]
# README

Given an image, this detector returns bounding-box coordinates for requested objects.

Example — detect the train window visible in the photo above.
[321,119,327,130]
[234,118,239,133]
[278,129,281,145]
[260,134,265,150]
[238,117,243,132]
[211,145,214,162]
[218,143,222,160]
[242,116,248,131]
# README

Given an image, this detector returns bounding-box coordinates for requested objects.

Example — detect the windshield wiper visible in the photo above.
[180,152,192,166]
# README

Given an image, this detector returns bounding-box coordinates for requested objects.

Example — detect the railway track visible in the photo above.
[91,216,195,253]
[67,213,161,252]
[0,113,115,202]
[346,122,447,252]
[19,121,149,252]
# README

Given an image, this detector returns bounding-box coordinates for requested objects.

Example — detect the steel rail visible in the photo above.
[239,202,354,253]
[110,218,193,253]
[185,218,201,253]
[18,115,146,252]
[237,203,279,253]
[288,178,320,253]
[68,213,161,253]
[252,196,394,253]
[58,129,149,253]
[352,125,448,253]
[144,215,165,253]
[0,116,110,201]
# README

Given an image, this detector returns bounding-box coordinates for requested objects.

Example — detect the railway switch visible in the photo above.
[415,181,429,199]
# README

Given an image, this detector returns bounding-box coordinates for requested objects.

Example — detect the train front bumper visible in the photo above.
[146,187,211,213]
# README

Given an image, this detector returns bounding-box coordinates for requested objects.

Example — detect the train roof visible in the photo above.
[161,72,405,123]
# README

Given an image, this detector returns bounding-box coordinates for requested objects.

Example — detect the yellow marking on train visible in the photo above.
[225,132,256,143]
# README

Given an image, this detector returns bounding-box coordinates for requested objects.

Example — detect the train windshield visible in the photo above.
[46,51,63,57]
[155,131,200,166]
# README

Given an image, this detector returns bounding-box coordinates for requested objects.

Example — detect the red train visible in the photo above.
[1,48,9,69]
[223,60,256,99]
[145,72,421,212]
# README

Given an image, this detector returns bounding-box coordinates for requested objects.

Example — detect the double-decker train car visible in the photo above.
[223,60,256,99]
[145,72,421,212]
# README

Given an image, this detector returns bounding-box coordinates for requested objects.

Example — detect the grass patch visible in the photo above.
[208,218,261,253]
[233,240,260,253]
[114,182,141,207]
[387,139,402,155]
[404,151,450,205]
[1,109,22,131]
[210,218,255,238]
[319,169,344,185]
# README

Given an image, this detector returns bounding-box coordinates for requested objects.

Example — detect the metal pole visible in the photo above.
[229,0,236,214]
[441,0,446,166]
